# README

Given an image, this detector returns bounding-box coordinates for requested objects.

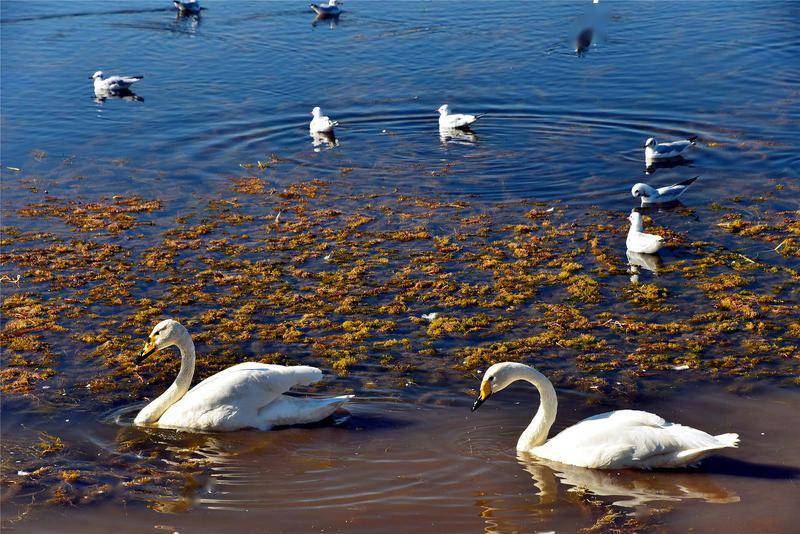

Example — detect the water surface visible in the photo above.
[2,1,799,532]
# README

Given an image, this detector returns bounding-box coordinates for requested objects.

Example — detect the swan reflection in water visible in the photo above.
[439,126,478,146]
[627,249,663,283]
[518,454,739,508]
[311,131,338,151]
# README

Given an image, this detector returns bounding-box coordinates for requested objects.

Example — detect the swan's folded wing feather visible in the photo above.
[177,363,322,408]
[534,411,729,468]
[257,394,352,428]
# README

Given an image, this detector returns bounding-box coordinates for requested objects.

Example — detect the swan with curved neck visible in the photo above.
[134,319,352,431]
[472,362,738,469]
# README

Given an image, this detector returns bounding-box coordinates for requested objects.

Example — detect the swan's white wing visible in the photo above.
[157,363,323,431]
[531,410,736,469]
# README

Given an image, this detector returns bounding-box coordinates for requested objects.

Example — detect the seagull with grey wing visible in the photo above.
[644,135,697,165]
[91,71,143,95]
[310,0,342,17]
[631,176,699,206]
[174,0,202,15]
[437,104,485,130]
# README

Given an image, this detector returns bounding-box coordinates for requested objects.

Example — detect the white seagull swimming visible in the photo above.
[134,319,353,431]
[631,176,699,206]
[310,0,342,17]
[91,71,143,94]
[626,209,665,254]
[174,0,202,15]
[309,107,338,134]
[472,362,739,469]
[645,135,697,164]
[437,104,484,130]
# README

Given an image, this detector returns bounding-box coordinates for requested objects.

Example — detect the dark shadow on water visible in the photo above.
[645,156,693,175]
[575,27,593,56]
[636,199,685,211]
[690,456,800,480]
[312,14,340,29]
[94,89,143,103]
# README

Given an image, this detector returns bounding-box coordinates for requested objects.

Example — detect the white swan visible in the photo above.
[626,209,665,254]
[134,319,353,431]
[471,362,739,469]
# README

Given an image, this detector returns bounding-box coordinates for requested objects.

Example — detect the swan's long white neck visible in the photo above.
[134,335,196,425]
[514,366,558,450]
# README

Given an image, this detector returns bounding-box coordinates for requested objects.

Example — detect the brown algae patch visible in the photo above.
[1,174,799,518]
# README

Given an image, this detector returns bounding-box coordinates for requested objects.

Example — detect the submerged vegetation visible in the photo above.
[1,167,798,520]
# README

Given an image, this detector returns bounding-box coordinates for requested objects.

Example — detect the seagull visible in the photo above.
[437,104,485,130]
[91,71,143,94]
[626,210,664,254]
[309,107,338,134]
[645,135,697,164]
[631,176,699,206]
[310,0,342,17]
[174,0,202,15]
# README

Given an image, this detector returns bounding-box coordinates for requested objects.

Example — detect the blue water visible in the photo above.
[2,0,798,203]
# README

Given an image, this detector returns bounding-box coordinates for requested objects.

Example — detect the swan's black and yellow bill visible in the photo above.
[137,338,157,364]
[471,380,492,412]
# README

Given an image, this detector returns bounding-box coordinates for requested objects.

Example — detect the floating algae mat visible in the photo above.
[1,165,798,528]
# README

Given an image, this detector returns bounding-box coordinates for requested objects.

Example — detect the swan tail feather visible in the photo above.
[258,394,353,427]
[673,433,739,464]
[714,433,739,448]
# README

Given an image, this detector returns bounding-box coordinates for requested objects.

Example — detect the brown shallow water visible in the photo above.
[4,384,798,533]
